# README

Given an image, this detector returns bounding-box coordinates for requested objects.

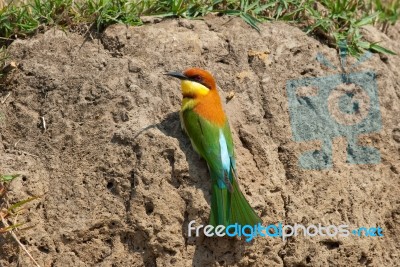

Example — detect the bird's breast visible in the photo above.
[193,91,226,126]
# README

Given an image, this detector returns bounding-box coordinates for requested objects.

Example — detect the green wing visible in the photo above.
[181,108,262,226]
[181,108,234,186]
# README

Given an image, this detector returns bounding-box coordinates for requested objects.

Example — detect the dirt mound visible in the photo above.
[0,16,399,266]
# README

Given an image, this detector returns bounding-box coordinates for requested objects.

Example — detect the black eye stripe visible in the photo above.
[189,75,202,82]
[187,75,211,89]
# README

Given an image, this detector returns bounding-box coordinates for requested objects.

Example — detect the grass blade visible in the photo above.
[370,43,397,55]
[8,196,40,213]
[240,12,260,32]
[0,174,20,182]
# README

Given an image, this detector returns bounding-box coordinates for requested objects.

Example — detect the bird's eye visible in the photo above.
[192,75,202,82]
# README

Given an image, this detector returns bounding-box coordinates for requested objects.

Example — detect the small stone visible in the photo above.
[226,91,235,102]
[128,59,141,73]
[140,16,163,24]
[393,128,400,143]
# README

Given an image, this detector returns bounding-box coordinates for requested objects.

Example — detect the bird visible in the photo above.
[165,67,262,227]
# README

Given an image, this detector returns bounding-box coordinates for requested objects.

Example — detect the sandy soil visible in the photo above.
[0,16,399,266]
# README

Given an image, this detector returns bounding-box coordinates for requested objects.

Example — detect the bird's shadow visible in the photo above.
[156,111,210,192]
[156,111,250,266]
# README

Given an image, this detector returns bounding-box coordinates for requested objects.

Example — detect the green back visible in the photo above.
[181,108,261,226]
[181,108,235,185]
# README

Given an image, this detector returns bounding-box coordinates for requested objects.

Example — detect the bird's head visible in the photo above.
[165,68,216,98]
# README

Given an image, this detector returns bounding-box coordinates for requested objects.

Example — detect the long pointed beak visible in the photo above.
[164,71,188,80]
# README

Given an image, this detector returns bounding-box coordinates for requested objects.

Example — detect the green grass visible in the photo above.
[0,45,6,78]
[1,174,40,266]
[0,174,38,233]
[303,0,398,55]
[0,0,398,56]
[1,174,22,233]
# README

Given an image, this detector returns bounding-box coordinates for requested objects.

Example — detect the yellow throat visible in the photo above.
[181,80,210,97]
